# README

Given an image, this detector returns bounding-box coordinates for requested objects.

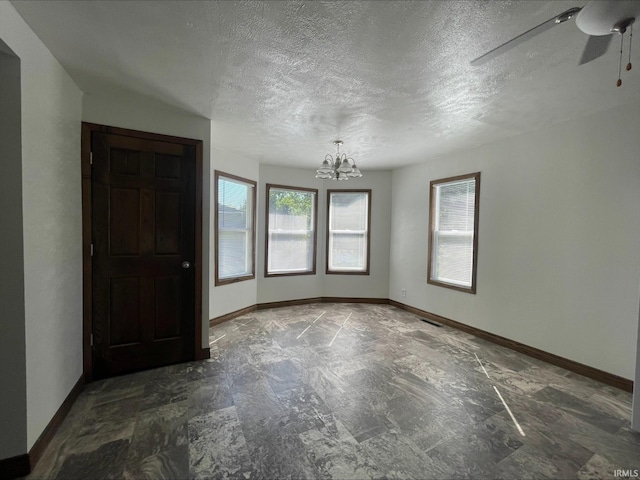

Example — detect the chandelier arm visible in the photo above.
[317,141,362,181]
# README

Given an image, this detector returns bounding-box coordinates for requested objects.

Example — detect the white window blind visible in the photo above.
[267,186,316,275]
[217,175,254,281]
[430,174,479,290]
[328,191,370,273]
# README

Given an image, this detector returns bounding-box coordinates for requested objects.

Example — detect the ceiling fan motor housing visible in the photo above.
[575,1,639,36]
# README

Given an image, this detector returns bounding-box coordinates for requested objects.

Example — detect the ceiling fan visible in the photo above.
[470,1,640,77]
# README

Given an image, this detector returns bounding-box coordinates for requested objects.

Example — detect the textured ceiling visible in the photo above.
[11,0,640,170]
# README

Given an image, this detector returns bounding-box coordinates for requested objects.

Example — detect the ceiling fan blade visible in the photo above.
[578,34,613,65]
[470,7,582,66]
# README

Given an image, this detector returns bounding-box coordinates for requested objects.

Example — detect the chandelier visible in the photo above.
[315,140,363,181]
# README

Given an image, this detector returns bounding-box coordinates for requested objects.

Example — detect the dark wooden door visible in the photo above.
[91,131,196,377]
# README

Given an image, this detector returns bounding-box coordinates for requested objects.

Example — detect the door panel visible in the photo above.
[155,154,181,179]
[154,276,181,339]
[92,131,196,377]
[110,148,141,175]
[109,277,142,346]
[155,191,181,254]
[109,187,141,256]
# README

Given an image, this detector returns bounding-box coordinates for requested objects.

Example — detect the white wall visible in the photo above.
[0,1,84,452]
[257,165,326,304]
[256,165,393,304]
[83,93,212,348]
[390,102,640,380]
[0,40,27,460]
[209,138,260,319]
[322,170,392,300]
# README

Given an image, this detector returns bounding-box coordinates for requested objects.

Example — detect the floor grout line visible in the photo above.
[474,352,491,379]
[493,385,526,437]
[232,318,254,331]
[296,311,326,339]
[475,352,525,436]
[209,334,226,345]
[329,312,352,347]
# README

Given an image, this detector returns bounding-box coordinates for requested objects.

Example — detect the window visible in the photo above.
[214,171,256,285]
[428,172,480,293]
[266,184,317,276]
[327,190,371,274]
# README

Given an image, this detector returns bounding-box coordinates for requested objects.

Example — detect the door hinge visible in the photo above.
[90,334,94,347]
[90,244,94,256]
[90,152,93,165]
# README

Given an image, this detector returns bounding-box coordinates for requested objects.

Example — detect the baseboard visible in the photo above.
[209,305,257,327]
[256,297,323,310]
[211,297,388,324]
[389,300,633,392]
[0,375,86,479]
[199,347,211,359]
[322,297,389,304]
[257,297,388,309]
[0,454,30,480]
[28,374,85,471]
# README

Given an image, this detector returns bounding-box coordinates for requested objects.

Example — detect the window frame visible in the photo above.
[214,170,257,286]
[265,183,318,277]
[427,172,481,294]
[326,189,372,275]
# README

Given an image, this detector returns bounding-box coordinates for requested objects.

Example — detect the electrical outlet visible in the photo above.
[401,289,406,298]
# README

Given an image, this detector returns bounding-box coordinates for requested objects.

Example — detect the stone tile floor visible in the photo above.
[27,303,640,479]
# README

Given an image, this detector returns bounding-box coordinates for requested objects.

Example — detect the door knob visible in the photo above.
[182,261,191,269]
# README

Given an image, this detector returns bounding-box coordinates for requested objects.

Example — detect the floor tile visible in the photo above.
[188,406,252,479]
[299,421,384,479]
[55,439,129,480]
[533,386,627,434]
[124,401,189,477]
